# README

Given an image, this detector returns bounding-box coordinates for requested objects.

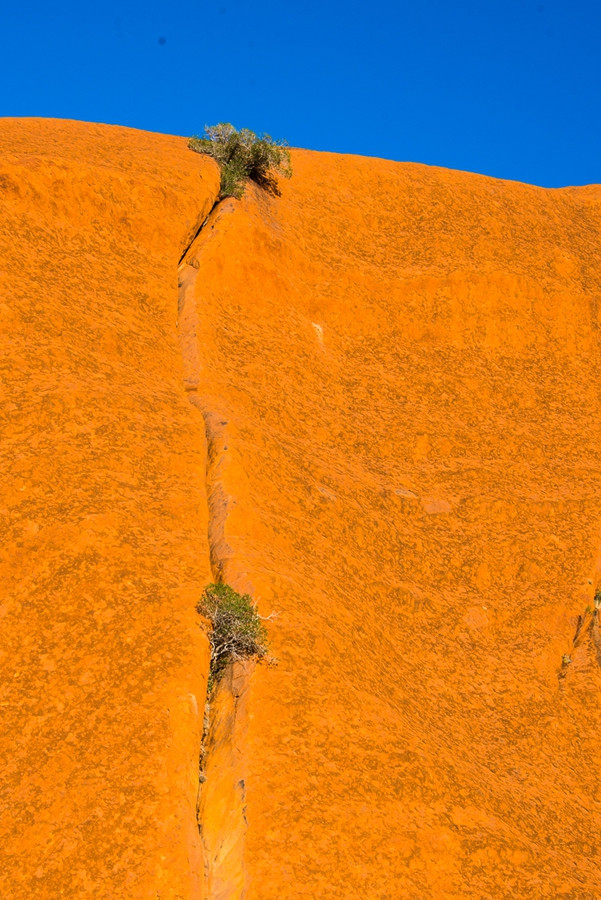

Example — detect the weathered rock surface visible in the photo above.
[0,119,218,898]
[2,120,601,898]
[189,154,601,898]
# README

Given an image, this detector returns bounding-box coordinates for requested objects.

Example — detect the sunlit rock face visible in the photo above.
[2,119,601,898]
[191,152,601,899]
[0,119,219,898]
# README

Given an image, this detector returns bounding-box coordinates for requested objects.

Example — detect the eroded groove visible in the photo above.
[176,199,251,900]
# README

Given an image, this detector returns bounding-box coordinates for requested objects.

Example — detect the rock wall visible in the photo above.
[2,120,601,897]
[0,119,218,898]
[190,153,601,898]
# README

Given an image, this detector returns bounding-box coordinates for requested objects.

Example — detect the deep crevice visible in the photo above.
[178,200,220,266]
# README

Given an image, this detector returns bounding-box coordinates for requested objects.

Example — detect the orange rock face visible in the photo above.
[2,120,601,898]
[188,155,601,898]
[0,119,219,897]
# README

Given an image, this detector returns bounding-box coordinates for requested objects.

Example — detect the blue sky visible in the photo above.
[1,0,599,187]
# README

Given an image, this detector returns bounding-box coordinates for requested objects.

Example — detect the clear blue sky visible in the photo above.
[1,0,599,187]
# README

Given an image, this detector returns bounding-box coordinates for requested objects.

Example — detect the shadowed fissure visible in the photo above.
[178,197,221,266]
[177,199,251,900]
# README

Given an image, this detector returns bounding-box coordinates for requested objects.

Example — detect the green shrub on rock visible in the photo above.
[197,582,270,689]
[188,123,292,200]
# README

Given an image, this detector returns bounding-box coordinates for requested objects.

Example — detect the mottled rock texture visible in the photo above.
[2,119,601,898]
[0,119,218,898]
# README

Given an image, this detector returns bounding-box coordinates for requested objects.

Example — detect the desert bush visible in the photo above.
[188,123,292,199]
[197,582,269,688]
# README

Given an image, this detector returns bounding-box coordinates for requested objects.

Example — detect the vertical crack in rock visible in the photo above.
[177,199,251,900]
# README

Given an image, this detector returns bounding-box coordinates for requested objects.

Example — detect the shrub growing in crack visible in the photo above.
[197,582,270,691]
[188,123,292,200]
